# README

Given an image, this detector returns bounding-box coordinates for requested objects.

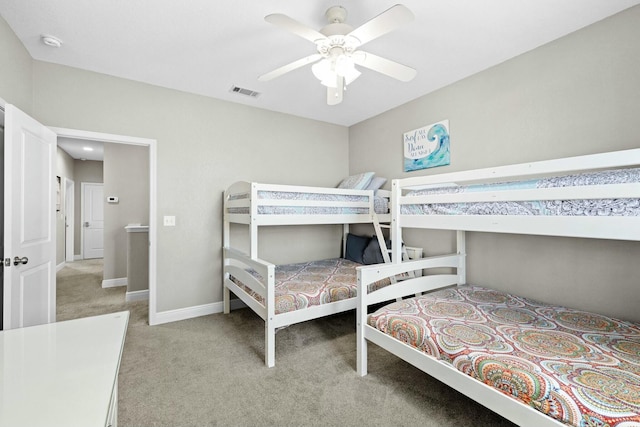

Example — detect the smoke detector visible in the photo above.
[41,35,62,48]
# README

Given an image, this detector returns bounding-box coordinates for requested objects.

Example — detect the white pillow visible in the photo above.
[337,172,375,190]
[365,176,387,191]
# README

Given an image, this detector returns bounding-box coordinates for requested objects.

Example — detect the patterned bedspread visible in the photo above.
[368,285,640,427]
[231,258,391,315]
[403,168,640,216]
[228,191,389,215]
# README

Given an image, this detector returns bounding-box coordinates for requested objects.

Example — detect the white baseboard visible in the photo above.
[151,298,246,326]
[126,289,149,302]
[56,262,65,272]
[102,278,127,288]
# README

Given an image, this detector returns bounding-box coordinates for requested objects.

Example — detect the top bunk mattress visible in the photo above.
[228,190,389,215]
[402,167,640,217]
[368,285,640,427]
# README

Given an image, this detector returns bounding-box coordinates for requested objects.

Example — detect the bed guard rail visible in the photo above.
[223,181,385,225]
[357,253,463,306]
[390,148,640,242]
[223,247,275,319]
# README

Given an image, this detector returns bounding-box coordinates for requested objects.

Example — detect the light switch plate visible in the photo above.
[163,216,176,226]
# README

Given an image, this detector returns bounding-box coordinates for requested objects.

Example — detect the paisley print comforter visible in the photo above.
[231,258,391,315]
[403,168,640,216]
[368,285,640,426]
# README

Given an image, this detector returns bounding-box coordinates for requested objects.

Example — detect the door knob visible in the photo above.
[84,222,90,227]
[13,256,28,266]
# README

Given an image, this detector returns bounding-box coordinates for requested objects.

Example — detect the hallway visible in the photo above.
[56,259,147,325]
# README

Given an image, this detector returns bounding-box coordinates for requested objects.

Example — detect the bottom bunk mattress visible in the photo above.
[368,285,640,427]
[231,258,391,315]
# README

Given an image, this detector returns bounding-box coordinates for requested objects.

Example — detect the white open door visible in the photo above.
[82,182,104,259]
[3,104,56,329]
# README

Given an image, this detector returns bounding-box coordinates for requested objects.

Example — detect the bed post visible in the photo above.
[223,191,231,314]
[265,264,276,367]
[457,230,466,285]
[390,179,402,264]
[250,183,259,259]
[356,269,367,376]
[342,224,350,257]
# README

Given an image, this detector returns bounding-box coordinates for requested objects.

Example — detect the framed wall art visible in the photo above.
[403,120,450,172]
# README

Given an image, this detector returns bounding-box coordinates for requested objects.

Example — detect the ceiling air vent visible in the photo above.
[229,85,261,98]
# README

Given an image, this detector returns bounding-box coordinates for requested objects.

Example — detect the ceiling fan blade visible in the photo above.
[327,76,344,105]
[265,13,328,44]
[352,51,417,82]
[259,54,323,82]
[347,4,414,47]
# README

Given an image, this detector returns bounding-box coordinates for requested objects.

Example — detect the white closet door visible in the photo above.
[82,182,104,259]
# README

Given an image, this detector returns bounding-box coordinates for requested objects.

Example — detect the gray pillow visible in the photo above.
[344,233,370,264]
[362,237,392,265]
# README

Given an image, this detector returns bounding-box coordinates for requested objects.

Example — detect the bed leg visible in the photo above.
[223,285,230,314]
[265,320,275,368]
[356,322,368,376]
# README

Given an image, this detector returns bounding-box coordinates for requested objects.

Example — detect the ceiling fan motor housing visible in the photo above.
[325,6,347,24]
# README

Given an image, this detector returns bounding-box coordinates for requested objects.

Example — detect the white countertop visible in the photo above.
[0,311,130,427]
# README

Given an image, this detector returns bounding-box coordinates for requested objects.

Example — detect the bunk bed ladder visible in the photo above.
[372,216,414,283]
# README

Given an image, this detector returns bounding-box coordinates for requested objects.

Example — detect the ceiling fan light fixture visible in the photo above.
[335,55,361,84]
[312,59,332,83]
[312,55,360,88]
[312,60,339,88]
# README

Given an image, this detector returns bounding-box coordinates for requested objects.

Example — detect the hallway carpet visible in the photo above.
[57,258,147,323]
[56,260,516,427]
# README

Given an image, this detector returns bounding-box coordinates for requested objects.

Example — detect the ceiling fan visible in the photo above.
[258,4,417,106]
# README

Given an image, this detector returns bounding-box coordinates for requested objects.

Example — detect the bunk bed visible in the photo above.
[222,179,391,367]
[356,149,640,427]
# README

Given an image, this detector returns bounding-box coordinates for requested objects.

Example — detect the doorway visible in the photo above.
[51,127,157,325]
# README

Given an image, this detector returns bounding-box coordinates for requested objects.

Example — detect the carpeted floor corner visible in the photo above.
[57,260,516,427]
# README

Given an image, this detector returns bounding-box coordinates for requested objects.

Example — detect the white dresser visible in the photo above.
[0,311,130,427]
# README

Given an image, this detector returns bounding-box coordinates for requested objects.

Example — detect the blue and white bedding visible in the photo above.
[228,191,389,215]
[402,168,640,217]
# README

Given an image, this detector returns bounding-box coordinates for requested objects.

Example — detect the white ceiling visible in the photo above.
[1,0,639,127]
[57,138,104,161]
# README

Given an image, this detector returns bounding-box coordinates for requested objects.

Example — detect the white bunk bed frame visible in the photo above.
[222,181,391,367]
[356,148,640,427]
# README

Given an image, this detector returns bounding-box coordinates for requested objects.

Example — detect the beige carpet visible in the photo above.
[57,258,147,324]
[57,260,516,427]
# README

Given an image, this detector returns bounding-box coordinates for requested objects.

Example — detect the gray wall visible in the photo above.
[29,61,349,313]
[0,15,32,113]
[126,230,149,293]
[103,143,149,281]
[349,6,640,322]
